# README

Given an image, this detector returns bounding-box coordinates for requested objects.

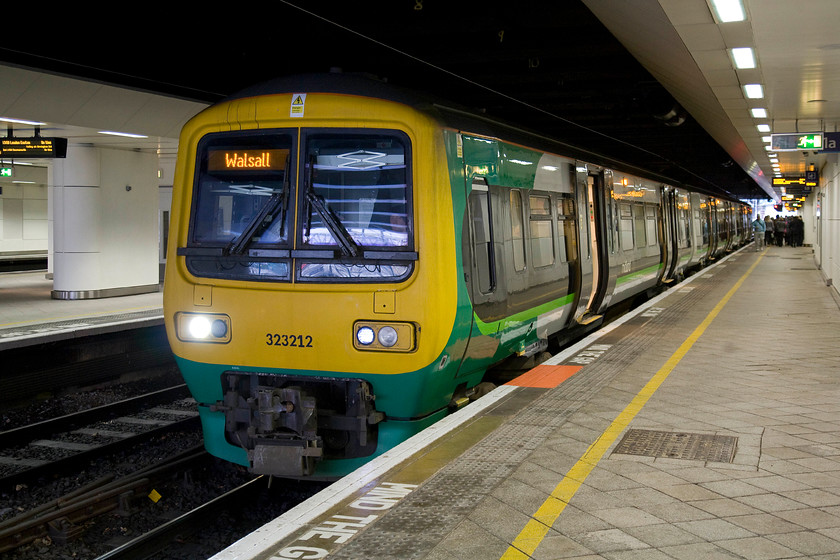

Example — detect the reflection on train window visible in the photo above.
[302,133,410,250]
[529,194,554,268]
[510,190,526,272]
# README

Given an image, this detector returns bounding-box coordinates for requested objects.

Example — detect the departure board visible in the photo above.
[0,137,67,158]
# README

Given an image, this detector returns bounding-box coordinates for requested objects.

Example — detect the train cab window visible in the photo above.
[298,131,414,281]
[510,190,526,272]
[186,131,296,281]
[529,194,555,268]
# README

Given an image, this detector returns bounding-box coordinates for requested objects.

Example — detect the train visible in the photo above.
[163,73,752,479]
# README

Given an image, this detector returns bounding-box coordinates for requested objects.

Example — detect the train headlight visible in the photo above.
[356,326,376,346]
[378,326,398,347]
[353,321,415,352]
[176,312,231,343]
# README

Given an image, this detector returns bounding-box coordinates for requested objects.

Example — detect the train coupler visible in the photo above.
[214,372,382,476]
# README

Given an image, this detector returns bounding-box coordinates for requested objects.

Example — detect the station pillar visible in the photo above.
[49,145,159,299]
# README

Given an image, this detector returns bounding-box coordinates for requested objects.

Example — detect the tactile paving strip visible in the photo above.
[612,429,738,463]
[329,269,732,559]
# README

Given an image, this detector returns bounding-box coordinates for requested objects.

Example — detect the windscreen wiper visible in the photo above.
[224,155,291,256]
[304,156,359,258]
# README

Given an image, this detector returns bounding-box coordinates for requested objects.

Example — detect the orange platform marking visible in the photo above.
[505,364,583,389]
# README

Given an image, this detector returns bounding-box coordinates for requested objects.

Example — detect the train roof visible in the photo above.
[223,73,748,206]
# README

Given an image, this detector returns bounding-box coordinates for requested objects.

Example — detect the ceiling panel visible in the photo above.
[3,0,836,202]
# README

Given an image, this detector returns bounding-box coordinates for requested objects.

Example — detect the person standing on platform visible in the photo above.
[752,214,766,251]
[775,215,786,246]
[790,216,804,247]
[764,215,774,247]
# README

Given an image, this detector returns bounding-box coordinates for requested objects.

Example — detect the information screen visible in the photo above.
[0,137,67,158]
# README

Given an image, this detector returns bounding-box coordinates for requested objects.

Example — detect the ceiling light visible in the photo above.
[98,131,148,139]
[757,124,771,132]
[762,136,772,143]
[731,47,756,69]
[709,0,746,22]
[744,84,764,99]
[751,108,767,118]
[0,117,46,126]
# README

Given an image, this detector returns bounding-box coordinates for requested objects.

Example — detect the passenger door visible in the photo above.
[575,165,609,324]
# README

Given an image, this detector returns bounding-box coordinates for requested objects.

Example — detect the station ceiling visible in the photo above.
[1,0,836,202]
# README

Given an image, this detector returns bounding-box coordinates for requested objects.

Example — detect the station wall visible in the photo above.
[0,164,48,254]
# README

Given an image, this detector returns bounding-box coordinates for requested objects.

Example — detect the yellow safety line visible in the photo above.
[501,254,763,559]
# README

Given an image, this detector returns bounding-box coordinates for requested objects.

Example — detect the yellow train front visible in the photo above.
[164,75,473,478]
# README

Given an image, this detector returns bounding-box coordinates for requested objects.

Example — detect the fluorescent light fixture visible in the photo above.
[744,84,764,98]
[710,0,746,22]
[751,108,767,118]
[98,130,148,139]
[762,136,772,143]
[0,117,46,126]
[757,124,771,132]
[765,145,774,151]
[731,47,756,69]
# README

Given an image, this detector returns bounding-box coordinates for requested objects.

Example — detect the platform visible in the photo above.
[214,243,840,560]
[0,270,163,350]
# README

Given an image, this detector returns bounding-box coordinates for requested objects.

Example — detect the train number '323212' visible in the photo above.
[266,333,314,347]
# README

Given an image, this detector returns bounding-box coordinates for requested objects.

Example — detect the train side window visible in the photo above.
[556,195,576,262]
[510,190,526,272]
[645,205,657,246]
[469,181,496,293]
[633,204,647,248]
[529,194,555,268]
[605,194,616,254]
[619,203,633,251]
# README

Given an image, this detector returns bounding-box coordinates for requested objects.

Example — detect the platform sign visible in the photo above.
[770,132,823,151]
[0,137,67,158]
[820,132,840,153]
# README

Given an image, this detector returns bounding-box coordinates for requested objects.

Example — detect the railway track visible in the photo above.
[0,384,198,490]
[93,476,269,560]
[0,445,210,554]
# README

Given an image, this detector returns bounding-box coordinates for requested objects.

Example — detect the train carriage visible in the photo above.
[164,73,750,479]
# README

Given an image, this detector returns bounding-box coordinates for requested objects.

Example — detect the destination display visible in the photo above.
[0,137,67,158]
[207,148,289,171]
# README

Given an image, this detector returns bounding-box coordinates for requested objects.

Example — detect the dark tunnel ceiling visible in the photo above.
[0,1,766,200]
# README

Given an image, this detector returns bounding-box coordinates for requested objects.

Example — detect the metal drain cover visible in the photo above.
[612,429,737,463]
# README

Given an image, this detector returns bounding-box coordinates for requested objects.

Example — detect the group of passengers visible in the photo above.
[752,214,804,250]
